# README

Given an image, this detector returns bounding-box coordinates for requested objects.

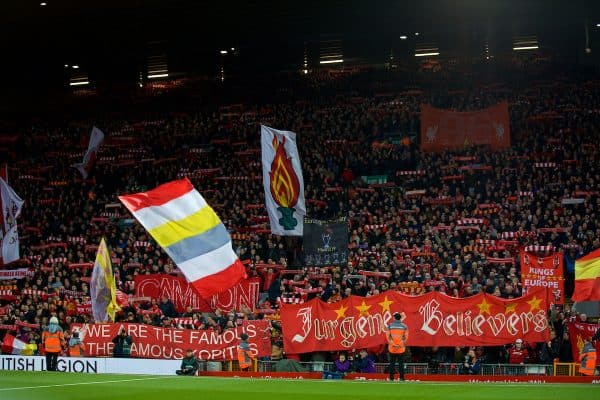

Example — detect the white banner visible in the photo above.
[0,268,32,280]
[72,126,104,179]
[0,355,181,375]
[0,178,24,265]
[261,125,305,236]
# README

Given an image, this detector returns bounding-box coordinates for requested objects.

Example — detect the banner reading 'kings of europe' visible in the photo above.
[281,288,550,353]
[520,251,565,304]
[303,217,348,267]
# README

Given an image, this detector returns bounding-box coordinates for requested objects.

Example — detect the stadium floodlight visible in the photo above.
[69,81,89,86]
[415,52,440,57]
[513,46,539,51]
[302,69,308,74]
[64,64,69,68]
[220,50,228,54]
[231,47,235,51]
[40,2,47,6]
[319,59,343,64]
[415,32,420,36]
[400,35,408,40]
[72,65,79,69]
[596,23,600,27]
[147,73,169,79]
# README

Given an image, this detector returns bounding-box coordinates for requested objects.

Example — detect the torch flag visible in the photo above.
[118,179,246,298]
[72,126,104,179]
[572,248,600,302]
[90,238,121,322]
[261,125,305,236]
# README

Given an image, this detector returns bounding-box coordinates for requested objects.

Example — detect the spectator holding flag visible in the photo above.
[42,316,65,371]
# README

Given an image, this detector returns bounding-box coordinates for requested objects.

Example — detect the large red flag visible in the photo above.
[421,102,510,152]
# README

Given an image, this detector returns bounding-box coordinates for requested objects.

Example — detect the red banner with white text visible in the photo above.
[72,320,271,360]
[520,251,565,304]
[420,102,510,151]
[134,274,261,313]
[567,322,600,363]
[281,288,550,353]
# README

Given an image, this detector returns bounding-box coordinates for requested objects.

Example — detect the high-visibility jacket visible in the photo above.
[580,342,597,376]
[387,321,408,354]
[69,342,84,357]
[42,330,65,353]
[237,342,255,370]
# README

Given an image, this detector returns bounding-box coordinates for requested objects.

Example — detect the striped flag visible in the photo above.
[90,238,121,322]
[1,333,36,355]
[72,126,104,179]
[573,248,600,302]
[118,178,246,298]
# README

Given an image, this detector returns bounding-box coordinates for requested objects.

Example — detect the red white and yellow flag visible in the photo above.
[573,248,600,302]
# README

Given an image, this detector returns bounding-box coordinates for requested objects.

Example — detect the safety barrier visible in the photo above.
[203,360,560,376]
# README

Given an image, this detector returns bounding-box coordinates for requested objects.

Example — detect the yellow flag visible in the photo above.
[90,238,121,322]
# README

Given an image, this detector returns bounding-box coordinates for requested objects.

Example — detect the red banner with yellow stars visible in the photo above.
[281,288,550,353]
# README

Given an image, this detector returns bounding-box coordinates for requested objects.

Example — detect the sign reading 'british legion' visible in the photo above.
[134,275,260,313]
[281,288,550,353]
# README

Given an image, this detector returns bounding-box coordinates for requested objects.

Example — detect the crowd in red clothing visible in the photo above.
[0,62,598,365]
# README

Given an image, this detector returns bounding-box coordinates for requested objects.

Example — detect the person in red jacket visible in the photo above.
[508,338,529,364]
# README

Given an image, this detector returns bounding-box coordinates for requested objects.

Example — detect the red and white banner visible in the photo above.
[72,126,104,179]
[0,268,32,280]
[72,321,271,360]
[420,102,511,152]
[281,288,550,353]
[520,251,565,304]
[567,322,600,363]
[134,274,261,313]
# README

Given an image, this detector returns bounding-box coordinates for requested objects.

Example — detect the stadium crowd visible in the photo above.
[0,62,599,369]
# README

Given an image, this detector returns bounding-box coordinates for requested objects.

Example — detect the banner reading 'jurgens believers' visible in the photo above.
[281,288,550,353]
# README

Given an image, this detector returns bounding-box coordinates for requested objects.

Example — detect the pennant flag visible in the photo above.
[0,177,24,265]
[572,248,600,302]
[118,178,246,298]
[72,126,104,179]
[261,125,305,236]
[90,238,121,322]
[1,333,36,355]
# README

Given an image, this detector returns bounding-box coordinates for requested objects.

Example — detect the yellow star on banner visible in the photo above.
[527,296,542,312]
[477,298,492,315]
[504,303,518,314]
[355,301,372,317]
[378,296,394,313]
[334,304,348,320]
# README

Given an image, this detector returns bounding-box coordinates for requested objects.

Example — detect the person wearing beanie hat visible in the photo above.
[237,333,256,371]
[42,316,65,371]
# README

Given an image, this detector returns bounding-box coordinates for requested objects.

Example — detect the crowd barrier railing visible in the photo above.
[207,360,576,376]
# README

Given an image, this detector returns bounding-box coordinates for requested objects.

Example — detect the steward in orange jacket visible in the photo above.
[237,333,256,371]
[580,339,597,376]
[42,317,65,371]
[387,312,409,381]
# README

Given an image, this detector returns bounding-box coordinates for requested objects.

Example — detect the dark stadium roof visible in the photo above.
[1,0,600,89]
